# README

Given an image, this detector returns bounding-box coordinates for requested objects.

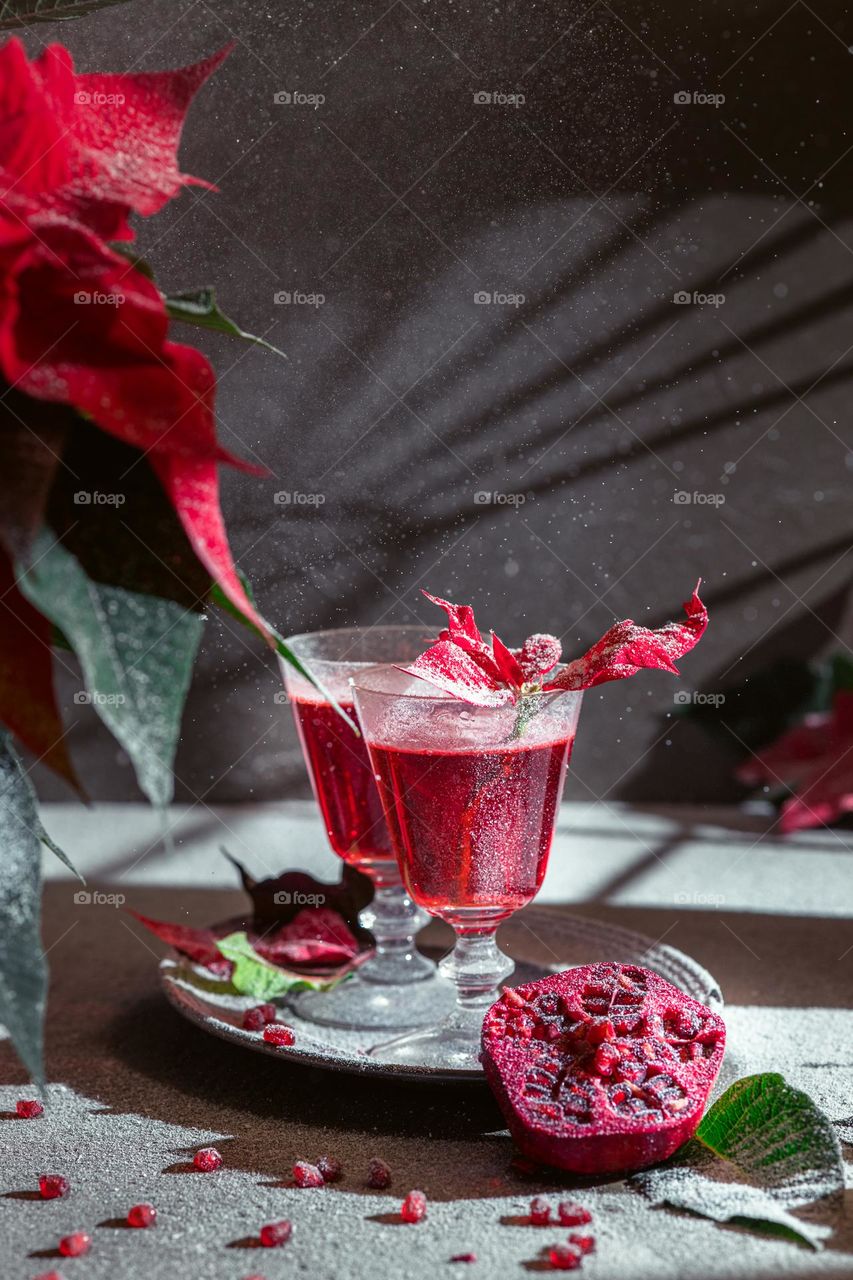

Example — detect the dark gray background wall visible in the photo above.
[27,0,853,805]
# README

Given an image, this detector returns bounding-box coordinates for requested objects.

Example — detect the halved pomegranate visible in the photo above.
[481,962,725,1175]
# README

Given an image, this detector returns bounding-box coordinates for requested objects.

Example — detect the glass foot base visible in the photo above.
[367,1006,487,1070]
[292,967,453,1032]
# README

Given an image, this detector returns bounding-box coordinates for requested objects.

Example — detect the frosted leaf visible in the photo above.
[18,531,204,806]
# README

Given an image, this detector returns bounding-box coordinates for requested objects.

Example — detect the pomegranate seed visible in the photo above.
[127,1203,157,1228]
[557,1201,592,1227]
[242,1007,266,1031]
[38,1174,70,1200]
[32,1273,66,1280]
[549,1243,582,1270]
[400,1190,427,1223]
[293,1160,324,1188]
[366,1157,392,1188]
[58,1232,92,1258]
[263,1023,295,1046]
[16,1098,44,1118]
[259,1219,292,1247]
[193,1147,222,1172]
[317,1154,343,1183]
[258,1003,277,1022]
[529,1196,551,1225]
[569,1232,596,1254]
[451,1254,477,1263]
[593,1042,621,1076]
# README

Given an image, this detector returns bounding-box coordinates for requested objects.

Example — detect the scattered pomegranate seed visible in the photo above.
[259,1219,293,1247]
[529,1196,551,1225]
[450,1254,477,1264]
[127,1203,157,1228]
[568,1232,595,1254]
[401,1190,427,1223]
[263,1023,295,1046]
[193,1147,222,1172]
[242,1007,266,1031]
[38,1174,70,1200]
[366,1157,392,1188]
[549,1243,582,1271]
[317,1154,343,1183]
[293,1160,324,1188]
[16,1098,44,1118]
[557,1201,592,1227]
[258,1003,277,1022]
[32,1272,66,1280]
[58,1232,92,1258]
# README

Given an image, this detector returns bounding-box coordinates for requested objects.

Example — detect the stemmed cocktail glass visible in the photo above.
[280,627,450,1031]
[353,666,583,1069]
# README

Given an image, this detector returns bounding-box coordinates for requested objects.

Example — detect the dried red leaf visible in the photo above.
[257,908,360,968]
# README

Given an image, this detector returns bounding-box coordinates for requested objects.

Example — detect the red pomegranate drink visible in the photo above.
[291,693,393,872]
[369,731,575,919]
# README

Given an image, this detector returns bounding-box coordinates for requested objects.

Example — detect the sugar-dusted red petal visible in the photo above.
[0,548,79,789]
[402,639,513,707]
[517,633,562,680]
[491,631,525,687]
[548,582,708,692]
[151,452,273,643]
[421,590,482,644]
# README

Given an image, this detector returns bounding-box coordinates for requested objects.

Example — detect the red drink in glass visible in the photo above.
[369,734,574,918]
[291,694,394,872]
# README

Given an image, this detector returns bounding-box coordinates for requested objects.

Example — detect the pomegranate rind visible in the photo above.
[481,962,725,1175]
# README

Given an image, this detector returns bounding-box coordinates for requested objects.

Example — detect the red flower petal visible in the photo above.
[547,582,708,692]
[403,638,512,707]
[127,909,222,965]
[0,41,75,198]
[257,908,360,968]
[516,633,562,680]
[422,590,482,644]
[0,549,79,788]
[490,631,525,687]
[151,452,271,639]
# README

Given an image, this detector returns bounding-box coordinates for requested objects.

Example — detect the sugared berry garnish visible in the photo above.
[39,1174,70,1200]
[401,1190,427,1223]
[366,1157,392,1188]
[568,1233,595,1254]
[549,1243,582,1271]
[193,1147,222,1172]
[529,1196,551,1225]
[293,1160,324,1188]
[58,1232,92,1258]
[451,1255,477,1264]
[16,1098,44,1118]
[317,1154,343,1183]
[242,1007,266,1031]
[260,1219,293,1247]
[127,1203,157,1228]
[557,1201,592,1227]
[263,1023,295,1046]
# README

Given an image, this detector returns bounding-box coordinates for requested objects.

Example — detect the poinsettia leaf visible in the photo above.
[0,550,79,790]
[17,530,204,806]
[0,387,69,566]
[0,0,129,26]
[215,931,346,999]
[0,730,47,1084]
[47,422,211,610]
[164,289,287,359]
[632,1073,844,1250]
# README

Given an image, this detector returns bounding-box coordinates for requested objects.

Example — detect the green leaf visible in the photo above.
[0,730,47,1085]
[210,575,358,735]
[164,289,287,359]
[632,1073,844,1250]
[0,0,130,25]
[215,931,342,999]
[17,531,204,807]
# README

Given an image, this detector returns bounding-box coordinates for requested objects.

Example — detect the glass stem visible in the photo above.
[358,878,432,986]
[439,921,515,1024]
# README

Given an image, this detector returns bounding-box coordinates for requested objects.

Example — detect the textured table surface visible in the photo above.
[1,802,851,1279]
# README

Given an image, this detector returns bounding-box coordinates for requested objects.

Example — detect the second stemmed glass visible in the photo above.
[353,666,583,1069]
[280,626,450,1031]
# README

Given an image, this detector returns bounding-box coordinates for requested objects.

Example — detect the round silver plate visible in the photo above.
[159,907,723,1084]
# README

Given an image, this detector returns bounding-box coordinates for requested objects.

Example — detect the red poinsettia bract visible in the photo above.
[0,37,270,639]
[404,583,708,706]
[737,691,853,833]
